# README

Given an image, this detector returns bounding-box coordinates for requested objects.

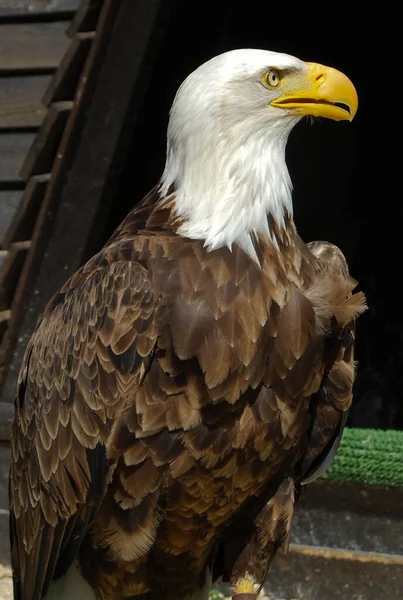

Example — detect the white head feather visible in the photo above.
[160,49,309,257]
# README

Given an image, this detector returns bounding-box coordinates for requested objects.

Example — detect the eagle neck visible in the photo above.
[160,117,296,261]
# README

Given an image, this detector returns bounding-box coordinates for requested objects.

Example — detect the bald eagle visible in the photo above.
[10,49,366,600]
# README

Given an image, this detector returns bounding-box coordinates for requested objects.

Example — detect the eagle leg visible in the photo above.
[229,477,295,598]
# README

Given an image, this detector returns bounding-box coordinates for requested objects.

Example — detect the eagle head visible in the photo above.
[161,49,358,255]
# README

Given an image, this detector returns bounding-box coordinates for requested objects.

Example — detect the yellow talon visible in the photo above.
[234,578,255,594]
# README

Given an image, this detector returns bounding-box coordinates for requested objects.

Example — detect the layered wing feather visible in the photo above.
[10,259,158,600]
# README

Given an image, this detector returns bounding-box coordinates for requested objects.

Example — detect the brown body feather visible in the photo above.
[10,187,366,599]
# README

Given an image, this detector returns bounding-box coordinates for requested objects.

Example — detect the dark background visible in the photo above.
[100,1,400,429]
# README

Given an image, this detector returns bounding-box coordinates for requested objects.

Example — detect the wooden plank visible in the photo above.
[67,0,102,36]
[43,33,94,106]
[0,191,23,247]
[0,132,35,184]
[2,176,49,249]
[20,101,72,180]
[0,22,70,71]
[0,245,29,308]
[0,75,50,128]
[0,1,79,17]
[0,0,122,403]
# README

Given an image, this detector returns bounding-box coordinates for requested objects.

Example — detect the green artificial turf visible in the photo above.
[322,427,403,487]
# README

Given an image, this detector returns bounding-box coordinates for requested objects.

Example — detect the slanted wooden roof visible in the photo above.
[0,1,90,393]
[0,0,80,428]
[0,0,169,420]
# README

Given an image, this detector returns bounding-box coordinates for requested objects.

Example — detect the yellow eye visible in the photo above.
[265,69,280,87]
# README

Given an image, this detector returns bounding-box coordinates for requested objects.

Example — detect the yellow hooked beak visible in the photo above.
[270,62,358,121]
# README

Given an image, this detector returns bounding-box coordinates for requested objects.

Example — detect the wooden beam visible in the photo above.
[0,22,70,70]
[20,101,72,180]
[0,75,50,128]
[2,176,49,249]
[42,33,94,106]
[0,245,29,309]
[0,133,35,184]
[67,0,102,37]
[0,0,79,18]
[0,191,23,248]
[0,186,49,380]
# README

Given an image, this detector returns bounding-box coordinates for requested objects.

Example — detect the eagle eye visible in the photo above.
[264,69,281,88]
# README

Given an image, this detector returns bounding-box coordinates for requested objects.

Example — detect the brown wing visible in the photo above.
[299,318,354,484]
[10,259,158,600]
[212,240,367,592]
[300,240,367,483]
